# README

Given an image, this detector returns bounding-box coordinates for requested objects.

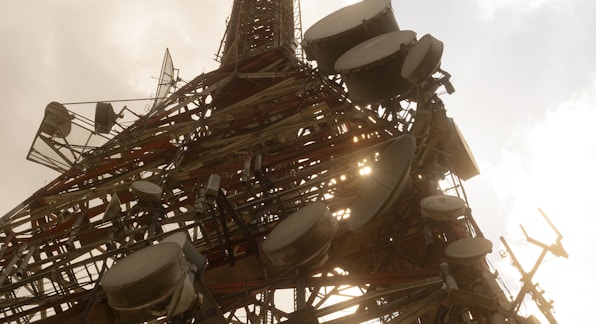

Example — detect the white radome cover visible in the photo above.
[335,30,417,72]
[303,0,392,41]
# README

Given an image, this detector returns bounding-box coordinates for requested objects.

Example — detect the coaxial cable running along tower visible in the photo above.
[1,0,559,323]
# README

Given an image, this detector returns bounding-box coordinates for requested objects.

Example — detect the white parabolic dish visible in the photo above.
[303,0,393,41]
[302,0,398,74]
[348,135,416,232]
[335,30,417,72]
[401,33,444,84]
[101,242,187,310]
[262,202,338,267]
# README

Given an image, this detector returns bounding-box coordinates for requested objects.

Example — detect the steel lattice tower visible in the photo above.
[0,1,560,323]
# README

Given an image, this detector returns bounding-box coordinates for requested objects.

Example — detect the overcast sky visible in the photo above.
[1,0,594,322]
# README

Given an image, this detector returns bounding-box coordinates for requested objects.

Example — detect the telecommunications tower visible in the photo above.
[1,0,563,323]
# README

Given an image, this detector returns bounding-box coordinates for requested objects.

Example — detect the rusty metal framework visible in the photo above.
[218,0,296,66]
[0,1,558,323]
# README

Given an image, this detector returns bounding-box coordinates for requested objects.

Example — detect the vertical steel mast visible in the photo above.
[218,0,296,67]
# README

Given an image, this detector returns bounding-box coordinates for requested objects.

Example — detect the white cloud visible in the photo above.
[477,0,571,20]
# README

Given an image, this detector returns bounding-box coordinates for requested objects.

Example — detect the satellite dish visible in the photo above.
[401,34,444,84]
[445,237,493,265]
[40,102,72,138]
[420,194,465,221]
[103,194,121,220]
[131,181,163,202]
[348,135,416,232]
[151,48,176,110]
[94,102,117,134]
[101,242,196,317]
[262,202,338,268]
[335,31,417,104]
[302,0,399,74]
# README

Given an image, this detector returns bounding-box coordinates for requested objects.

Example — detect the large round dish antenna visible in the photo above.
[302,0,399,74]
[348,135,416,232]
[262,202,338,268]
[40,102,72,138]
[401,34,444,84]
[101,242,189,310]
[335,31,417,104]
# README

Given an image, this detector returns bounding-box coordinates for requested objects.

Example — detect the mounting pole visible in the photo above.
[500,209,567,324]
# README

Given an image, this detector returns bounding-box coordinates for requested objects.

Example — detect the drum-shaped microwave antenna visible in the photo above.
[335,30,417,104]
[401,34,444,84]
[262,202,338,268]
[420,194,465,221]
[131,181,163,202]
[40,102,72,138]
[94,102,117,134]
[348,135,416,232]
[445,237,493,265]
[101,242,191,311]
[302,0,399,74]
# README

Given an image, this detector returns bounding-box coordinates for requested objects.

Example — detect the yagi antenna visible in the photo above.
[500,208,568,324]
[519,208,568,258]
